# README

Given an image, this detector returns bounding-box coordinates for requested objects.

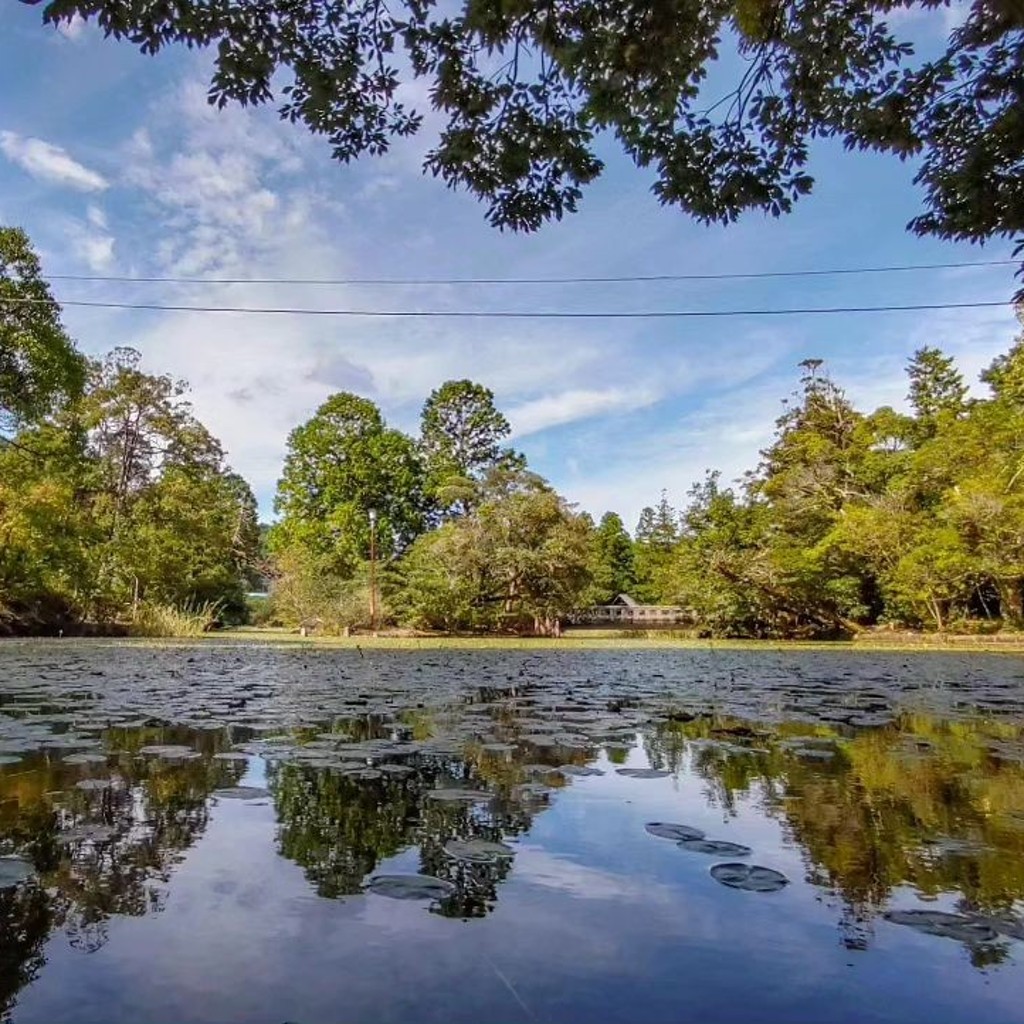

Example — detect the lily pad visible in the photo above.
[444,839,515,863]
[0,856,34,889]
[366,874,456,901]
[58,824,116,844]
[138,745,201,761]
[480,743,517,754]
[75,778,113,791]
[213,786,270,800]
[710,863,789,892]
[212,752,250,762]
[520,734,557,748]
[884,909,999,943]
[512,782,551,801]
[616,768,671,779]
[678,839,752,857]
[556,765,605,777]
[0,755,23,766]
[974,913,1024,942]
[62,752,109,765]
[645,822,706,841]
[791,748,836,762]
[426,789,492,803]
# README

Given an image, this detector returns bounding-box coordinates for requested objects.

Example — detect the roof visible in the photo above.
[612,593,640,607]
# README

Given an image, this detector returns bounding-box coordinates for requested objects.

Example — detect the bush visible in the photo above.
[128,601,221,637]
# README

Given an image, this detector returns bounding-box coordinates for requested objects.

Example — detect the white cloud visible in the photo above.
[55,14,87,41]
[514,846,674,902]
[86,204,108,230]
[41,57,1015,526]
[560,383,783,526]
[75,232,115,271]
[509,386,660,438]
[0,131,107,192]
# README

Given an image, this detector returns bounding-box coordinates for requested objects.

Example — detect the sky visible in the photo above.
[1,4,1019,528]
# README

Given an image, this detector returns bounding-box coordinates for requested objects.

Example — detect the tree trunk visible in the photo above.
[531,615,562,637]
[998,578,1024,624]
[713,563,860,637]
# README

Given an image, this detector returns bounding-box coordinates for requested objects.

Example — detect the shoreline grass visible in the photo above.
[113,626,1024,654]
[5,625,1024,654]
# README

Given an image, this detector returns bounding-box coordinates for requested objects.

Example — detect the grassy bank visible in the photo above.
[189,626,1024,654]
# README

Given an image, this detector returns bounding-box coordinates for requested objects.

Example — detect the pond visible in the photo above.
[0,640,1023,1023]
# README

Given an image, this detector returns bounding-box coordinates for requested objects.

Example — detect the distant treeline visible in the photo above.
[4,223,1024,637]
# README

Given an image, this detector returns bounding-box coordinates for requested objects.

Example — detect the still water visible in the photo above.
[0,641,1023,1023]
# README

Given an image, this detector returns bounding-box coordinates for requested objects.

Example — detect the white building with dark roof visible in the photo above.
[573,593,686,627]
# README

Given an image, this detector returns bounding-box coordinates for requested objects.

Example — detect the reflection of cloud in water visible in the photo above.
[513,846,673,903]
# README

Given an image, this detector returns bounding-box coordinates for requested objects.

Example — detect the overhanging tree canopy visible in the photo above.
[27,0,1024,277]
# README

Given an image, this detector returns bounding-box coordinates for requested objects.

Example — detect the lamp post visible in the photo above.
[368,508,378,635]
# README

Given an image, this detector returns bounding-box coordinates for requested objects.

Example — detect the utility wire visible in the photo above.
[44,257,1017,287]
[0,296,1010,318]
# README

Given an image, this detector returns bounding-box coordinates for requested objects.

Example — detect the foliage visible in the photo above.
[643,313,1024,636]
[264,546,375,634]
[0,226,85,431]
[398,468,593,635]
[633,492,680,602]
[0,246,262,635]
[127,600,222,637]
[32,1,1024,290]
[272,392,426,577]
[588,511,636,604]
[419,379,522,519]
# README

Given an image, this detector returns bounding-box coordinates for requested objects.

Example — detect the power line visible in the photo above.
[44,257,1017,288]
[0,296,1011,318]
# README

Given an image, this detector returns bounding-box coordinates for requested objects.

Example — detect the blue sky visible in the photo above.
[1,4,1019,526]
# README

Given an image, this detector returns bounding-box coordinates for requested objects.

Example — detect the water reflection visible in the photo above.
[0,649,1021,1021]
[266,713,550,915]
[646,712,1024,962]
[0,728,244,1017]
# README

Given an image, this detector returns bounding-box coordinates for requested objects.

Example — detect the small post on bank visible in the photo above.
[368,508,378,636]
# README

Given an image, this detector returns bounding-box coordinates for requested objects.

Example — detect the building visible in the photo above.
[573,593,686,627]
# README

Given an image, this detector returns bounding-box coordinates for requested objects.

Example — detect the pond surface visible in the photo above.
[0,641,1023,1023]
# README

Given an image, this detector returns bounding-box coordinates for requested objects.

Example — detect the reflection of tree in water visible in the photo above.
[271,765,425,899]
[0,727,243,1014]
[418,794,531,919]
[643,717,780,815]
[269,752,545,916]
[0,885,51,1024]
[645,714,1024,963]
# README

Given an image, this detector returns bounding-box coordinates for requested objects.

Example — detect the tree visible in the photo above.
[80,348,223,514]
[0,226,84,430]
[31,2,1024,281]
[664,472,774,636]
[981,306,1024,406]
[0,420,94,630]
[65,347,246,616]
[273,392,426,578]
[0,346,259,629]
[419,379,522,518]
[587,511,635,604]
[907,346,968,439]
[395,523,486,633]
[634,492,679,602]
[399,468,592,635]
[756,361,868,540]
